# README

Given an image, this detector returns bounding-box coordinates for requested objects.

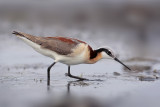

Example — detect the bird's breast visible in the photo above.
[57,43,90,65]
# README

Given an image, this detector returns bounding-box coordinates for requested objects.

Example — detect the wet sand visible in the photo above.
[1,36,160,107]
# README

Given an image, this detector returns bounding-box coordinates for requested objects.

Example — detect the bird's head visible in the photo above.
[97,48,131,71]
[100,48,115,59]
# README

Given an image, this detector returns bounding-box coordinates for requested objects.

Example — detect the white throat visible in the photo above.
[101,52,112,59]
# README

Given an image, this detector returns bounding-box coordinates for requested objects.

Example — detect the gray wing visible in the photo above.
[39,37,79,55]
[12,31,80,55]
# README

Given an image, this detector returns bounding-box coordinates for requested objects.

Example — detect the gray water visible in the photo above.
[1,1,160,107]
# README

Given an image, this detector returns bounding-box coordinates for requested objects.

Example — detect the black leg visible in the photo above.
[67,66,88,81]
[47,62,56,86]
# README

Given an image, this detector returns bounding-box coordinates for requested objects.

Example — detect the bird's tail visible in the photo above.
[12,31,43,48]
[12,31,26,37]
[12,31,37,42]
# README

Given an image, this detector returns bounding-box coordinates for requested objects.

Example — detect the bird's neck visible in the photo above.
[87,48,103,64]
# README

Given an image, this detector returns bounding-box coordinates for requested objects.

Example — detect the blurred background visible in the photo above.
[0,0,160,57]
[0,0,160,107]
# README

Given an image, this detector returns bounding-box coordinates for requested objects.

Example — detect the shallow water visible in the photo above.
[1,1,160,106]
[1,35,160,107]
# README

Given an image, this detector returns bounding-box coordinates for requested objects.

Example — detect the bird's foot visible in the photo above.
[65,73,88,81]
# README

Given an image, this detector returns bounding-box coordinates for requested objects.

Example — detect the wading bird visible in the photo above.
[12,31,131,85]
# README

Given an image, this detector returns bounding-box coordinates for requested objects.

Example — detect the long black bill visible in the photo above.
[114,57,131,71]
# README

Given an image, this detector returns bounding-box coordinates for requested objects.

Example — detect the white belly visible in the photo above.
[18,36,88,65]
[57,53,87,65]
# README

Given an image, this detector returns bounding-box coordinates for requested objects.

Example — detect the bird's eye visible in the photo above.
[107,51,112,56]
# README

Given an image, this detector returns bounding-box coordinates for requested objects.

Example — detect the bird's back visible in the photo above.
[13,31,88,56]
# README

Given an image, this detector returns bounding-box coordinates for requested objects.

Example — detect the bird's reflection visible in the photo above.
[39,81,106,107]
[67,81,71,95]
[47,80,79,94]
[66,80,88,95]
[47,79,103,94]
